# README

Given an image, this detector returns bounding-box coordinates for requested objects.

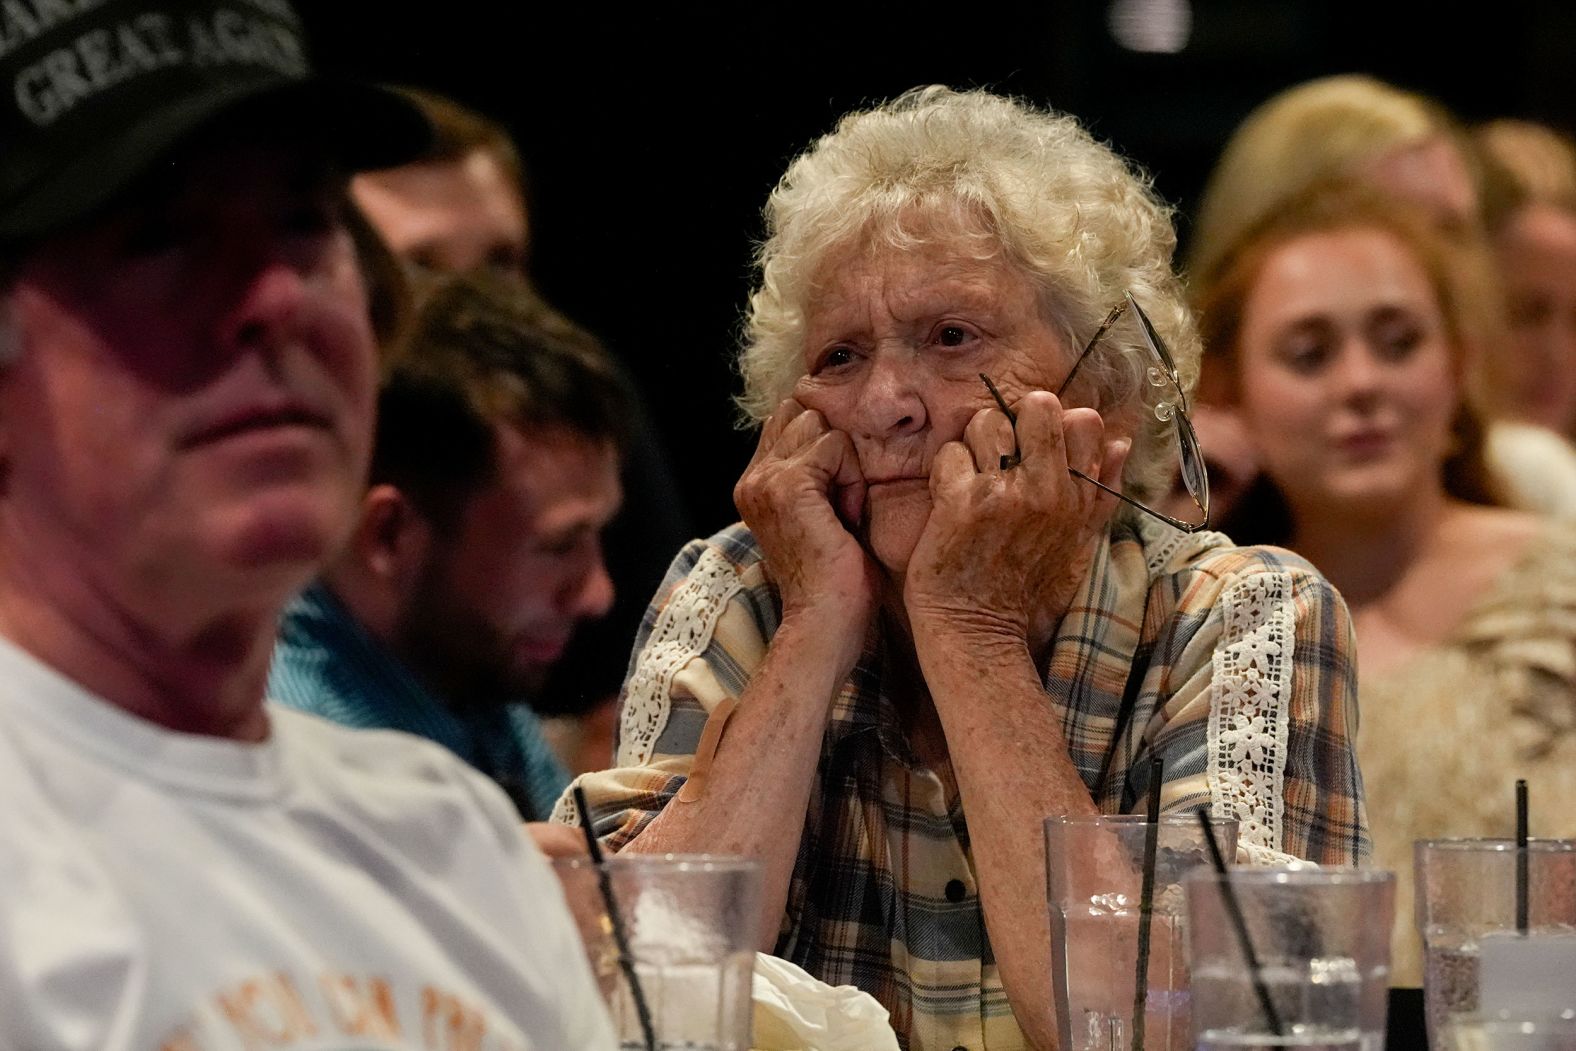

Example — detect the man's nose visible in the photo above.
[217,256,312,360]
[565,543,615,621]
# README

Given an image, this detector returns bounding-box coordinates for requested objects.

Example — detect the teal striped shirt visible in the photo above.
[269,583,569,821]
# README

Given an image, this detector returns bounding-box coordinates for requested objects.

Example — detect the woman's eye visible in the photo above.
[935,324,973,347]
[1510,296,1553,329]
[1371,318,1424,362]
[1379,330,1422,362]
[814,345,856,372]
[1279,338,1328,374]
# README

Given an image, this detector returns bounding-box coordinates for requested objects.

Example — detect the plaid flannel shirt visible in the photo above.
[560,517,1368,1051]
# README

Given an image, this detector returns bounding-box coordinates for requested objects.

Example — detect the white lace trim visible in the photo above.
[549,786,579,826]
[1134,516,1229,577]
[1136,516,1192,575]
[618,547,746,767]
[1207,571,1295,861]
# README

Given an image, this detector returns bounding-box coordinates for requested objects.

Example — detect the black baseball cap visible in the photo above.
[0,0,431,240]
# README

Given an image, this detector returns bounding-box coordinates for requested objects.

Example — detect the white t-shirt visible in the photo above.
[0,634,617,1051]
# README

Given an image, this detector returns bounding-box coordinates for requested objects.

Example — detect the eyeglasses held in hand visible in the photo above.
[980,291,1211,533]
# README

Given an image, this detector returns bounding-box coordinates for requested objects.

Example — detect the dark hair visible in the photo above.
[1196,179,1505,544]
[371,270,630,530]
[393,87,527,201]
[400,88,521,167]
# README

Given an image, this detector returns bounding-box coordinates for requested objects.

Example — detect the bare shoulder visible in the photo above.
[1409,503,1566,621]
[1438,504,1547,565]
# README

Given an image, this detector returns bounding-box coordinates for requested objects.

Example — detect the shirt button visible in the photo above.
[945,879,967,903]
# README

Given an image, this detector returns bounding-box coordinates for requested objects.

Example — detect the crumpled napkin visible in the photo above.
[752,952,900,1051]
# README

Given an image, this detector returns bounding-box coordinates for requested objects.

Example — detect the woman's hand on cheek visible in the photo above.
[903,390,1130,652]
[734,398,880,630]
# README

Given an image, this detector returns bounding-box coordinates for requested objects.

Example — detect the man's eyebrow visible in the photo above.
[536,509,617,543]
[537,521,594,541]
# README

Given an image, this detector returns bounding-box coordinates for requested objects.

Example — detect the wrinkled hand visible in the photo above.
[734,399,881,636]
[904,391,1130,654]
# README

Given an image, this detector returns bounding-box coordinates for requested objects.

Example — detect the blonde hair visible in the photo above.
[738,85,1199,502]
[1475,119,1576,231]
[1189,75,1466,286]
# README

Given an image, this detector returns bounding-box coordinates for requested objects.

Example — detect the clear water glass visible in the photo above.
[1185,866,1395,1051]
[1416,839,1576,1049]
[1046,813,1239,1051]
[553,854,761,1051]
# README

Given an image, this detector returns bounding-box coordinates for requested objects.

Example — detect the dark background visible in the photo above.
[302,0,1576,536]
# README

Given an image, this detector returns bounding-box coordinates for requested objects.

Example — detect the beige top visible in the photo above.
[1357,519,1576,985]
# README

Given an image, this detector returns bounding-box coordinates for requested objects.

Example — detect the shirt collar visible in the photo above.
[281,582,462,736]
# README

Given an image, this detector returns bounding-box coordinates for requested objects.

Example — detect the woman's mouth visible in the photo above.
[1334,430,1394,459]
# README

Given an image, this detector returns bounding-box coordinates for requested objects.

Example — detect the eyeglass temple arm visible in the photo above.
[1067,467,1209,533]
[1058,301,1129,396]
[979,373,1022,463]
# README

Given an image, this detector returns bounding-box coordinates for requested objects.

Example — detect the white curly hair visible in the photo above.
[737,85,1199,502]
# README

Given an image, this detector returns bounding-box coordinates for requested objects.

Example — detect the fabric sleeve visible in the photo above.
[551,530,774,852]
[1272,565,1369,865]
[1149,556,1368,866]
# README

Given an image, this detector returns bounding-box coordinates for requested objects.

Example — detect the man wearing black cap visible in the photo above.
[0,3,615,1048]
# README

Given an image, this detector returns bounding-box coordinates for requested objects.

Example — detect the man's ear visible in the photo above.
[351,485,434,588]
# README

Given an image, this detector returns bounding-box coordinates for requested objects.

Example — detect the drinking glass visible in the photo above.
[1185,865,1395,1051]
[553,854,761,1051]
[1416,839,1576,1049]
[1440,1017,1576,1051]
[1046,813,1238,1051]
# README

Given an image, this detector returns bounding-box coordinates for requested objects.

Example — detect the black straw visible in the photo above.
[573,785,657,1051]
[1516,779,1530,935]
[1195,807,1284,1038]
[1131,757,1165,1051]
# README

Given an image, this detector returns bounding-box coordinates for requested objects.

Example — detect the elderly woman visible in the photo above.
[1195,180,1576,987]
[563,87,1366,1051]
